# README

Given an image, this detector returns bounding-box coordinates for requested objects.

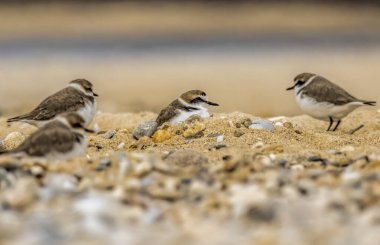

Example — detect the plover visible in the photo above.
[7,79,98,127]
[1,113,92,160]
[287,73,376,131]
[156,90,219,127]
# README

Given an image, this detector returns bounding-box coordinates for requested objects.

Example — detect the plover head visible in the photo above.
[69,79,98,97]
[287,73,317,92]
[180,90,219,107]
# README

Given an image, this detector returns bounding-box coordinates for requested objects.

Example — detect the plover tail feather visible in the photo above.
[7,114,33,123]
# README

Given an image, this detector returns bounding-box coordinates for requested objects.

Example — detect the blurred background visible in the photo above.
[0,0,379,117]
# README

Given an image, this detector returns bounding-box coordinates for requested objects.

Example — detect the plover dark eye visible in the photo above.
[201,92,206,96]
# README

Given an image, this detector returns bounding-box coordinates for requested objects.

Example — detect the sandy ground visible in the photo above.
[0,109,380,244]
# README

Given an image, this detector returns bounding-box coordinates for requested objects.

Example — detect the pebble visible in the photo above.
[216,135,224,142]
[249,120,275,131]
[290,164,305,171]
[30,165,45,178]
[183,122,206,138]
[209,144,227,150]
[102,130,116,139]
[283,122,294,129]
[96,159,112,171]
[152,129,172,143]
[241,118,252,128]
[340,145,355,153]
[3,132,26,150]
[133,161,153,177]
[132,121,158,140]
[274,122,284,127]
[117,142,125,150]
[252,141,264,149]
[44,173,79,192]
[234,129,245,137]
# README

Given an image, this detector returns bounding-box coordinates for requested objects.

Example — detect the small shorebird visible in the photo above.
[1,113,92,160]
[7,79,98,127]
[287,73,376,131]
[156,90,219,127]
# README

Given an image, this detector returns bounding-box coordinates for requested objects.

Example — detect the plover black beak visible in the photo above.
[93,92,99,97]
[206,100,219,106]
[286,85,296,91]
[84,128,95,133]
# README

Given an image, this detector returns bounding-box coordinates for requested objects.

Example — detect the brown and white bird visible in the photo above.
[287,73,376,131]
[7,79,98,127]
[156,90,219,127]
[1,113,92,160]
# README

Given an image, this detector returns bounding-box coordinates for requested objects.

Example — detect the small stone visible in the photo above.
[216,135,224,142]
[133,161,153,177]
[164,149,208,167]
[44,173,79,192]
[340,145,355,153]
[95,143,104,150]
[3,132,25,150]
[96,159,112,171]
[290,164,304,171]
[207,133,221,137]
[30,165,45,178]
[252,141,264,149]
[342,170,360,184]
[242,118,252,128]
[283,122,294,129]
[152,129,172,143]
[295,129,302,134]
[274,122,283,127]
[182,122,206,138]
[102,130,116,139]
[234,129,245,137]
[132,121,158,140]
[117,142,125,150]
[249,120,275,131]
[209,144,227,150]
[246,205,276,223]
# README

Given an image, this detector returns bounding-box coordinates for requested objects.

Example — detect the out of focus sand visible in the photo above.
[0,110,379,244]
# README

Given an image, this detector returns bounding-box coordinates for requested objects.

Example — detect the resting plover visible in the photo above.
[156,90,219,127]
[1,113,92,160]
[7,79,98,127]
[287,73,376,131]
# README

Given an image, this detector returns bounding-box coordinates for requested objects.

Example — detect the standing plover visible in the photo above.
[156,90,219,126]
[7,79,98,127]
[1,113,92,160]
[287,73,376,131]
